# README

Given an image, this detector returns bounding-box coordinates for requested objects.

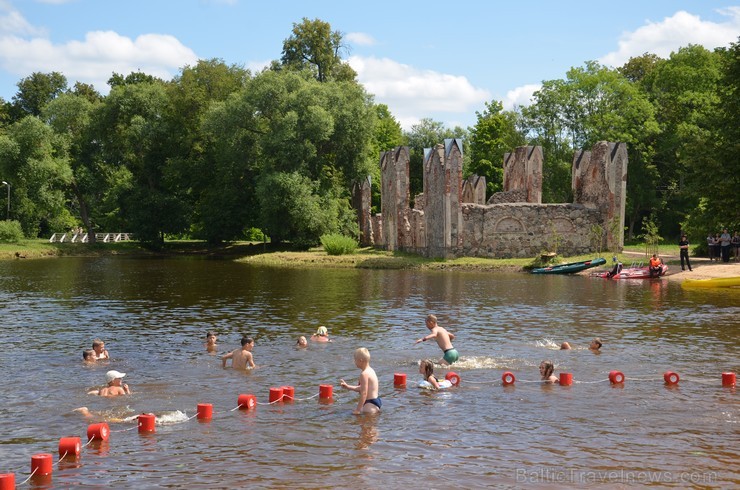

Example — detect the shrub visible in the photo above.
[0,220,24,243]
[321,233,358,255]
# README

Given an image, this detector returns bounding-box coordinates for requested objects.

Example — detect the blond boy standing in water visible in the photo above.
[92,339,109,360]
[415,314,458,365]
[340,348,381,415]
[222,337,256,369]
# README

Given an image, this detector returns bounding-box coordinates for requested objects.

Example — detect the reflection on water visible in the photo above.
[0,257,737,488]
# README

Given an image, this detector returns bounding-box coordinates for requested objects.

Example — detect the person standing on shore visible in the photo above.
[679,234,692,272]
[720,229,731,263]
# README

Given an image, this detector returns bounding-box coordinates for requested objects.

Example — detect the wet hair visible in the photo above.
[83,349,96,360]
[354,347,370,363]
[591,338,603,350]
[420,359,435,379]
[206,331,216,339]
[241,337,254,346]
[426,314,437,324]
[92,339,104,349]
[560,342,572,350]
[540,361,554,380]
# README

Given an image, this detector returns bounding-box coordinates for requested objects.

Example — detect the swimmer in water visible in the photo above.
[204,331,218,352]
[222,337,256,369]
[311,326,332,343]
[340,348,380,415]
[415,314,458,365]
[589,338,603,353]
[539,360,558,384]
[418,359,441,390]
[560,342,572,350]
[92,339,109,360]
[83,349,97,363]
[88,370,131,397]
[296,336,308,348]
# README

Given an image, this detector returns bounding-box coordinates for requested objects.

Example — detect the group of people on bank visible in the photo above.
[706,229,739,263]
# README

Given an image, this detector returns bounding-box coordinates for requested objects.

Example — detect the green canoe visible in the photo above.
[531,257,606,274]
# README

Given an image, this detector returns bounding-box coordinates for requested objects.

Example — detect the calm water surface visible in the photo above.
[0,257,737,489]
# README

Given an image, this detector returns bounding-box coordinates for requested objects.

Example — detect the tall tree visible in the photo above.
[11,71,68,119]
[280,18,356,82]
[468,101,526,197]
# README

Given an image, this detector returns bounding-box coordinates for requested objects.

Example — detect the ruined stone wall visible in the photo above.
[351,177,373,246]
[366,141,626,259]
[462,175,487,204]
[458,203,602,258]
[380,147,410,251]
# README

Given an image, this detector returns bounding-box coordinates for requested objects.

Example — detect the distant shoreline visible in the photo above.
[2,240,738,282]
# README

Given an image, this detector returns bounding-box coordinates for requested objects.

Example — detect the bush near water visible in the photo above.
[321,234,358,255]
[0,220,24,243]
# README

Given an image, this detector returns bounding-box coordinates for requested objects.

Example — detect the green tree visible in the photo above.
[11,71,68,120]
[468,101,526,197]
[0,116,73,236]
[403,118,468,200]
[280,18,356,82]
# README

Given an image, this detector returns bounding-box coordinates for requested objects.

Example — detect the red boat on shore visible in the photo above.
[593,263,668,279]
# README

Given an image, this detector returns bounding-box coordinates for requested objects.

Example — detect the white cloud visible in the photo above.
[349,55,490,129]
[600,8,740,67]
[0,29,198,93]
[502,83,540,110]
[0,1,45,36]
[345,32,376,46]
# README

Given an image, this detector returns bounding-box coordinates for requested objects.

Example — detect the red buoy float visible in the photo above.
[269,387,284,403]
[559,372,573,386]
[502,371,516,386]
[281,386,295,402]
[87,423,109,442]
[722,372,736,387]
[393,373,407,388]
[663,371,680,385]
[445,372,461,386]
[30,453,53,476]
[58,437,81,459]
[237,394,256,410]
[0,473,15,490]
[609,370,625,384]
[319,384,333,400]
[197,403,213,420]
[138,413,156,433]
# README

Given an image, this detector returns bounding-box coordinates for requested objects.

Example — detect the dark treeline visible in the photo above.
[0,18,737,249]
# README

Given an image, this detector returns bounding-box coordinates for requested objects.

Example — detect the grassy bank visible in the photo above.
[2,238,701,274]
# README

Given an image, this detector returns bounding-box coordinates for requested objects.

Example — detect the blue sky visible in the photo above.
[1,0,738,129]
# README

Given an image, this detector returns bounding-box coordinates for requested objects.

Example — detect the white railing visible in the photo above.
[49,233,133,243]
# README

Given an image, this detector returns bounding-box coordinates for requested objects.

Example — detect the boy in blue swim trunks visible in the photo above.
[415,314,459,365]
[340,347,381,414]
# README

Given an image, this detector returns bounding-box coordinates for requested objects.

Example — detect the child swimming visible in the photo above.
[311,326,332,343]
[418,359,453,390]
[539,361,558,384]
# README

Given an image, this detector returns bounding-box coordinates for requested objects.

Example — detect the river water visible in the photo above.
[0,257,737,488]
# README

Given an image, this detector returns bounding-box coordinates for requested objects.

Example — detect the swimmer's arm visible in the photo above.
[340,379,359,391]
[448,331,455,341]
[221,351,233,368]
[87,389,100,395]
[123,383,131,394]
[415,332,436,344]
[428,375,440,390]
[246,352,255,369]
[355,373,369,414]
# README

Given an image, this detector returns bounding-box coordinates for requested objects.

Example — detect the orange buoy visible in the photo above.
[609,370,625,384]
[31,453,53,476]
[281,386,295,402]
[722,372,736,387]
[559,372,573,386]
[58,437,81,459]
[319,384,333,400]
[0,473,15,490]
[445,372,461,386]
[269,387,284,403]
[237,394,256,410]
[393,373,407,388]
[197,403,213,420]
[138,413,156,433]
[502,371,516,386]
[87,423,110,442]
[663,371,680,385]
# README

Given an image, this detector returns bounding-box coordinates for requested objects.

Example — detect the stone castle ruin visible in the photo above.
[355,140,627,259]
